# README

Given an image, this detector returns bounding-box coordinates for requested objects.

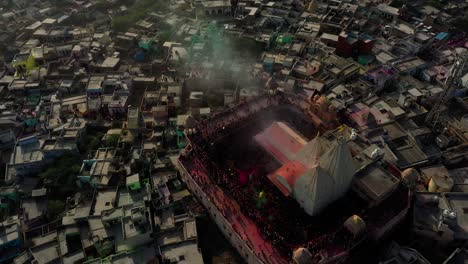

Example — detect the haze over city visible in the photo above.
[0,0,467,264]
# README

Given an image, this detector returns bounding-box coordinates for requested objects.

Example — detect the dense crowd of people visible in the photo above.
[179,94,347,257]
[179,93,409,260]
[181,138,294,256]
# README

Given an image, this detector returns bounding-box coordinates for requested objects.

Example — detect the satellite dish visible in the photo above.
[371,147,383,160]
[350,129,358,140]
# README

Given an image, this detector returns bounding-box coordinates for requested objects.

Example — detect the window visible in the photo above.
[105,202,110,206]
[179,255,185,261]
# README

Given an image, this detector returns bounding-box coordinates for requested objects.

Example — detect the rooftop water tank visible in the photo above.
[428,174,454,192]
[344,214,366,237]
[293,247,313,264]
[401,168,420,188]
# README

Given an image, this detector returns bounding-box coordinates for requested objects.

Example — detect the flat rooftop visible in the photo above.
[394,57,425,72]
[93,189,117,215]
[254,121,307,164]
[202,0,230,8]
[354,165,400,202]
[94,148,116,160]
[160,240,204,264]
[13,140,43,165]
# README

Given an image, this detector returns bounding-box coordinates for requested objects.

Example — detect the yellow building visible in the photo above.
[12,52,37,77]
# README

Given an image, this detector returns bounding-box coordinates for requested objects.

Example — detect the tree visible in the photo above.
[159,30,172,44]
[89,136,102,150]
[50,0,73,8]
[80,132,104,154]
[451,16,468,34]
[106,134,120,147]
[40,153,82,198]
[426,0,446,9]
[48,200,65,219]
[390,0,406,8]
[175,2,191,14]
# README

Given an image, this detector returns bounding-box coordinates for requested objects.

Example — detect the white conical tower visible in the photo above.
[293,165,335,216]
[318,138,356,197]
[294,133,330,168]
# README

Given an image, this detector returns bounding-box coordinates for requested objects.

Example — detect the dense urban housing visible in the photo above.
[0,0,467,264]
